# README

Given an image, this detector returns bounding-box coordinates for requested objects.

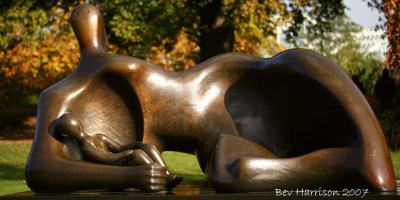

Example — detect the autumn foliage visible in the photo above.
[147,29,199,72]
[383,0,400,80]
[0,3,79,109]
[0,0,343,109]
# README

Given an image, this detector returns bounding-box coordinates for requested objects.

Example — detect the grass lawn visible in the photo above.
[0,143,31,196]
[0,143,398,196]
[391,151,400,180]
[162,151,206,181]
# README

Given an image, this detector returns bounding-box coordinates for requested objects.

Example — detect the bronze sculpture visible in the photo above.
[26,4,397,193]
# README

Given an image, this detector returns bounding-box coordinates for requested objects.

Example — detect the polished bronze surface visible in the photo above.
[26,3,396,193]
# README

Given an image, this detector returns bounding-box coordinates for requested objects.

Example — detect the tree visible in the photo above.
[382,0,400,80]
[291,15,361,56]
[365,0,400,82]
[284,0,346,54]
[367,0,400,150]
[292,14,384,94]
[0,1,79,109]
[97,0,346,65]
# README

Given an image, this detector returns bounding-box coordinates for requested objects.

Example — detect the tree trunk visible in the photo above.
[199,0,234,62]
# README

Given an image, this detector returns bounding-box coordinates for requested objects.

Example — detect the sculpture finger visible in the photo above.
[138,163,167,192]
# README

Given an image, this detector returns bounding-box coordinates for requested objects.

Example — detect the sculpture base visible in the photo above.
[2,181,399,200]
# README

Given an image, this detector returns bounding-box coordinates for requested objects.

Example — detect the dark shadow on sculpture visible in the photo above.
[25,3,396,193]
[225,67,360,156]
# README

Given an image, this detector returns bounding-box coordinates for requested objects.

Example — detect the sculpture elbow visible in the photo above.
[25,158,72,193]
[25,160,48,193]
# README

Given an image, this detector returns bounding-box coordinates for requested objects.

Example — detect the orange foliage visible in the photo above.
[234,35,259,55]
[147,29,199,71]
[0,5,79,108]
[0,33,79,88]
[384,0,400,80]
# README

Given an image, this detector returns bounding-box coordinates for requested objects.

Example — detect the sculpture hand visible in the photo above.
[129,144,183,190]
[134,162,168,192]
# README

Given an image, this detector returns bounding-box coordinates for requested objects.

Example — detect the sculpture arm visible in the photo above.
[81,146,134,164]
[207,134,361,193]
[100,133,143,152]
[101,136,167,166]
[99,134,124,152]
[25,91,167,192]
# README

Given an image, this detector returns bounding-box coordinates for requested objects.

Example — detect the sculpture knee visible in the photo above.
[215,134,276,162]
[126,149,153,166]
[139,143,158,153]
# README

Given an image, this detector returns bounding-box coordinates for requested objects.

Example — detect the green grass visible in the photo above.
[0,143,398,196]
[391,151,400,179]
[162,151,206,181]
[0,143,31,196]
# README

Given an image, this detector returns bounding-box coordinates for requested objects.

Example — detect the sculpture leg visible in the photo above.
[206,134,276,184]
[207,134,363,193]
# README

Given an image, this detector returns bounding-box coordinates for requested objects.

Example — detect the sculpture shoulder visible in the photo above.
[38,84,67,103]
[38,53,159,98]
[37,75,83,105]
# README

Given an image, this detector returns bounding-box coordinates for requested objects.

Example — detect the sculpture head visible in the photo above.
[55,113,85,141]
[71,4,107,53]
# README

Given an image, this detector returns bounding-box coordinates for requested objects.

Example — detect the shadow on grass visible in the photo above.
[0,164,25,181]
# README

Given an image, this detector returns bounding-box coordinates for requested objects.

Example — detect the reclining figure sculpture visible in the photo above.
[26,4,396,193]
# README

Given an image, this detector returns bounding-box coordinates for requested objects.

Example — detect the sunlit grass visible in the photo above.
[162,151,206,181]
[391,151,400,179]
[0,143,31,196]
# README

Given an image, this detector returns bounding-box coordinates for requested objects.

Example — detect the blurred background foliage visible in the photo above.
[0,0,399,149]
